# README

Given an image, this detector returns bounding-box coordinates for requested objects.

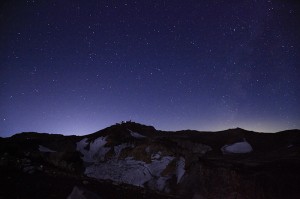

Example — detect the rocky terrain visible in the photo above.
[1,122,300,199]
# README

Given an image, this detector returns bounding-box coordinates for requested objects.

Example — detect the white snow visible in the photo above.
[151,152,161,160]
[146,154,174,176]
[85,159,151,187]
[84,155,174,188]
[76,137,110,162]
[77,136,183,192]
[38,145,56,152]
[176,157,185,183]
[129,130,146,138]
[221,139,253,154]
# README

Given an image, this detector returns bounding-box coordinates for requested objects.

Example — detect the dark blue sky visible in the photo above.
[1,0,300,136]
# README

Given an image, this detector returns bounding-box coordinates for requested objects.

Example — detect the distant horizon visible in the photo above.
[2,120,299,138]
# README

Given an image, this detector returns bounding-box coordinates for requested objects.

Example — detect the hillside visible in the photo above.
[1,122,300,199]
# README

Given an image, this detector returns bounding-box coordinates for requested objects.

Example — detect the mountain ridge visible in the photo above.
[7,121,300,139]
[1,122,300,198]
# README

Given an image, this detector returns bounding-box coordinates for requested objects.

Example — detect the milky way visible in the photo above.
[1,1,299,136]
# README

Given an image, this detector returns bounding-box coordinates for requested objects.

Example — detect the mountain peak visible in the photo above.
[115,121,156,131]
[87,121,156,140]
[225,127,248,132]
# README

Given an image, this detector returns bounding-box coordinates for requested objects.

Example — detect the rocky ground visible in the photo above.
[1,122,300,199]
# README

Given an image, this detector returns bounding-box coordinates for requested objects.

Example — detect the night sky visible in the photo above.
[1,0,300,137]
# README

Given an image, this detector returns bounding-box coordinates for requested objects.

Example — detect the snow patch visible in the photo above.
[176,157,185,183]
[221,139,253,154]
[39,145,56,152]
[84,155,174,188]
[146,155,173,176]
[151,152,161,160]
[85,159,151,187]
[77,136,183,191]
[129,130,146,138]
[76,137,110,162]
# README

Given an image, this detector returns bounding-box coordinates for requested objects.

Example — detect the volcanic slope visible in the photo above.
[1,122,300,199]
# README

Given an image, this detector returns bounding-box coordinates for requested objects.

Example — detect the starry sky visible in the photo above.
[1,0,300,137]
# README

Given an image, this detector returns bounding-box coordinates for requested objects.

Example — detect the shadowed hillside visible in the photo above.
[1,122,300,199]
